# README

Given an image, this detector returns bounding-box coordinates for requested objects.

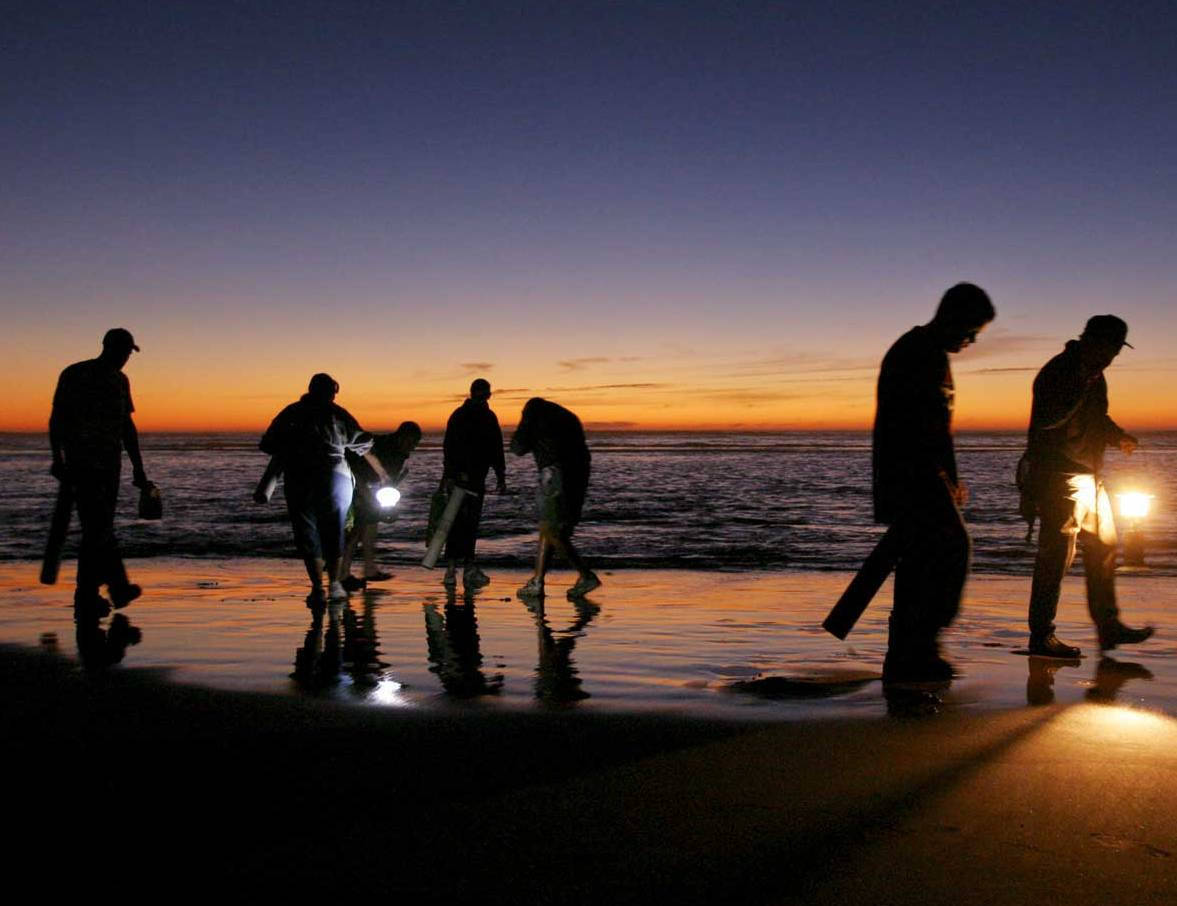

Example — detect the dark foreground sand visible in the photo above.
[6,636,1175,904]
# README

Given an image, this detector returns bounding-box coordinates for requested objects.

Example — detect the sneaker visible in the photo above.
[1097,621,1155,651]
[328,580,348,602]
[516,577,545,600]
[363,570,393,582]
[306,586,326,609]
[567,571,602,599]
[341,574,367,592]
[1028,633,1082,659]
[110,583,142,609]
[463,566,490,589]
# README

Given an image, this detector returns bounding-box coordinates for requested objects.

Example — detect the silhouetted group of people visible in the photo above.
[48,288,1157,688]
[873,284,1152,684]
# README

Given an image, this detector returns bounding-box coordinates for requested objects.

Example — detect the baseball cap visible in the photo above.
[1082,315,1133,349]
[102,327,140,351]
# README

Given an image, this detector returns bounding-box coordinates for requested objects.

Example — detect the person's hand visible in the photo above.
[51,460,68,482]
[1119,434,1139,454]
[252,489,269,504]
[132,468,150,489]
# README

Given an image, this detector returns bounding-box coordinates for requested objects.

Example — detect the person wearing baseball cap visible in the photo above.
[1020,315,1152,658]
[49,328,150,611]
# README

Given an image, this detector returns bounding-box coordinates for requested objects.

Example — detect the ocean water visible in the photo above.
[2,431,1175,575]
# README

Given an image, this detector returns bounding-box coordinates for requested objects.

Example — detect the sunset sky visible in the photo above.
[3,1,1175,432]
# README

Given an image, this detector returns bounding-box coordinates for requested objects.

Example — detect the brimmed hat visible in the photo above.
[102,327,140,351]
[1082,315,1133,349]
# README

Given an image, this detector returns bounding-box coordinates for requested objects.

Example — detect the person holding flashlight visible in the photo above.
[1021,315,1154,658]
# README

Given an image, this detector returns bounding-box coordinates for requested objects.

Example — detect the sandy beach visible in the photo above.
[2,559,1174,901]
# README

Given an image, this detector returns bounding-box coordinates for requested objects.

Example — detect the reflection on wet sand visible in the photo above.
[342,590,388,692]
[292,603,342,689]
[1026,654,1155,706]
[74,602,142,671]
[424,589,503,698]
[523,595,599,705]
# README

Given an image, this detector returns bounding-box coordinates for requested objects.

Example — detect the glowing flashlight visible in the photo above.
[1116,492,1153,521]
[376,486,401,508]
[1116,490,1154,567]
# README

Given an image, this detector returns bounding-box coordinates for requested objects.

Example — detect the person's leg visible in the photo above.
[361,523,380,576]
[518,533,550,597]
[71,470,108,602]
[320,472,352,596]
[1028,485,1078,643]
[339,524,360,580]
[1082,497,1154,648]
[285,479,324,595]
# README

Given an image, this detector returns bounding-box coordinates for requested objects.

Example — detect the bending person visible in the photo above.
[340,421,422,591]
[260,373,386,606]
[1021,315,1153,657]
[509,397,600,600]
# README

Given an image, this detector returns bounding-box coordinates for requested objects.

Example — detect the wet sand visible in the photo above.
[2,560,1175,901]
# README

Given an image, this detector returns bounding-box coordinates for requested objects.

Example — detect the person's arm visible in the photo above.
[1031,363,1088,432]
[49,371,69,480]
[124,415,149,487]
[362,450,390,484]
[491,416,506,492]
[509,409,533,457]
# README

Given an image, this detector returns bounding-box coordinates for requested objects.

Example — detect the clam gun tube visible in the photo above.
[821,523,903,640]
[254,456,283,503]
[422,486,475,569]
[40,480,74,585]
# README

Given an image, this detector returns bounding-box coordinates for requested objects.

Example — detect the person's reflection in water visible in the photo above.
[1026,655,1081,706]
[424,590,503,698]
[522,596,599,705]
[1087,656,1154,704]
[74,600,142,671]
[292,602,343,689]
[341,590,387,693]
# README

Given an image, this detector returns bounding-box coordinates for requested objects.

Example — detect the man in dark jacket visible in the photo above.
[1023,315,1153,657]
[49,328,151,611]
[441,379,507,589]
[260,373,386,606]
[872,283,995,683]
[510,397,599,600]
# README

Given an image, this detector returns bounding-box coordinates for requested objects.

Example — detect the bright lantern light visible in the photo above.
[1117,492,1153,520]
[376,486,401,508]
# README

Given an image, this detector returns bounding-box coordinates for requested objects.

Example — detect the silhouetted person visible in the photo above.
[260,374,387,606]
[340,421,422,591]
[873,283,995,683]
[1021,316,1153,657]
[440,379,507,589]
[510,397,600,599]
[49,328,151,610]
[423,590,503,697]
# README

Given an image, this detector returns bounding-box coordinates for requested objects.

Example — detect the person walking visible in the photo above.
[49,328,151,611]
[509,397,600,600]
[872,283,995,683]
[440,379,506,589]
[260,373,387,607]
[1021,315,1154,657]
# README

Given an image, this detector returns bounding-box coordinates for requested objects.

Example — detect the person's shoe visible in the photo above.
[567,571,602,599]
[1097,620,1155,651]
[364,570,393,582]
[882,650,955,684]
[517,577,545,600]
[109,583,142,610]
[463,566,490,588]
[328,580,348,602]
[341,574,367,592]
[1028,633,1082,659]
[306,586,326,610]
[442,568,457,588]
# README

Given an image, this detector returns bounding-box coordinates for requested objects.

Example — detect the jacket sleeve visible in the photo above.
[1031,362,1088,431]
[259,405,294,455]
[491,415,506,480]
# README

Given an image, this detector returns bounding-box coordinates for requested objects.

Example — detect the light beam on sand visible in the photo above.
[1058,703,1176,742]
[369,677,410,707]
